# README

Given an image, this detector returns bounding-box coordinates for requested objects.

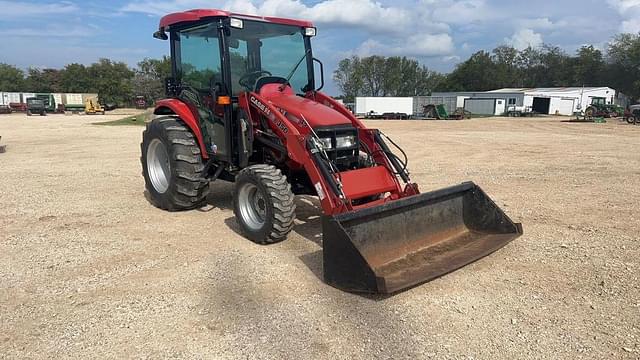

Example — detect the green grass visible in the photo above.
[93,113,150,126]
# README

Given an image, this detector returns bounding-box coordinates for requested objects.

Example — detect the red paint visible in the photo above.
[154,99,209,158]
[308,91,366,129]
[159,9,313,29]
[241,91,345,213]
[259,83,294,97]
[339,166,399,200]
[261,89,352,128]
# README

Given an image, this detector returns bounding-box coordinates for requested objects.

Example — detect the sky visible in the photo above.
[1,0,639,95]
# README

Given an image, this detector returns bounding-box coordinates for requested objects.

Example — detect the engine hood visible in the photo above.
[260,87,352,128]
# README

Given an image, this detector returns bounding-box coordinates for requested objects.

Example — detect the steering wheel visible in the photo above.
[238,70,272,90]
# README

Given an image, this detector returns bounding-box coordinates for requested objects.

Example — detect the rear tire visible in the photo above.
[141,116,209,211]
[233,165,296,244]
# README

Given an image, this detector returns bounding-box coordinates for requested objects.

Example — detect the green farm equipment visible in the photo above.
[423,104,464,120]
[26,98,47,116]
[585,97,624,120]
[35,94,56,113]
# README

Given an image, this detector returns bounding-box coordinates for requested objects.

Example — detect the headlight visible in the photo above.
[318,137,333,149]
[335,135,356,148]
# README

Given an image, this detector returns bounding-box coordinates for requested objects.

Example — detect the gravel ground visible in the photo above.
[1,113,639,359]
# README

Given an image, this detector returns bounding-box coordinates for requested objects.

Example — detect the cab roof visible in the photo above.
[158,9,314,30]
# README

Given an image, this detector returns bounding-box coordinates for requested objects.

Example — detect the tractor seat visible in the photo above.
[254,76,288,93]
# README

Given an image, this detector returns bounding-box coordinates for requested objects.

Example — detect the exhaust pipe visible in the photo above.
[322,182,523,294]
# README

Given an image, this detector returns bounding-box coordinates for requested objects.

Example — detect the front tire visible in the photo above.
[233,165,296,244]
[141,116,209,211]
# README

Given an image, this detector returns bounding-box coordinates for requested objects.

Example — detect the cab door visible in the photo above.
[173,22,232,163]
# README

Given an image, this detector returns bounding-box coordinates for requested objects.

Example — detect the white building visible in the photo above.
[425,87,628,116]
[489,87,626,115]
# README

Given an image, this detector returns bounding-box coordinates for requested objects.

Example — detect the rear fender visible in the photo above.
[154,99,208,158]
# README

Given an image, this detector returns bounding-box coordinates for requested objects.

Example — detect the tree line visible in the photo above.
[0,57,171,106]
[334,33,640,102]
[1,32,638,106]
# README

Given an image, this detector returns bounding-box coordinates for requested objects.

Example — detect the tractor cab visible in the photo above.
[154,11,330,167]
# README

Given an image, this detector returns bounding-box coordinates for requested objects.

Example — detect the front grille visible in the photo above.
[314,125,359,171]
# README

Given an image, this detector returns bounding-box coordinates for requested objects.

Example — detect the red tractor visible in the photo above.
[141,9,522,293]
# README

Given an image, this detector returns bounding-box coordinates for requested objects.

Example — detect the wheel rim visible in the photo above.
[147,138,171,193]
[238,182,267,231]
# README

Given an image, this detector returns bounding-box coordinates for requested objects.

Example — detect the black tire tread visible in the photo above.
[235,165,296,244]
[141,116,209,211]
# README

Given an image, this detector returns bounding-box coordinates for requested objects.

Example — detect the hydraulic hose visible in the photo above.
[374,131,410,183]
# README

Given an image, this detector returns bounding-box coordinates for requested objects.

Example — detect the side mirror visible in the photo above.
[209,79,231,105]
[153,29,168,40]
[209,78,220,98]
[313,57,324,91]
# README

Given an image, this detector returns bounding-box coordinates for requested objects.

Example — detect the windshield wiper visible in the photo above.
[279,49,311,92]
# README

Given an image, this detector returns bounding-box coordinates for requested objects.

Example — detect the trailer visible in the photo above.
[64,93,85,113]
[4,93,21,105]
[355,97,413,118]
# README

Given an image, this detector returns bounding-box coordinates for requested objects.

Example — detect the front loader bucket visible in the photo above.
[322,182,523,294]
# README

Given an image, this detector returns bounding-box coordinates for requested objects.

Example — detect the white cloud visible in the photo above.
[607,0,640,32]
[606,0,640,12]
[520,18,556,30]
[506,28,543,50]
[621,19,640,33]
[120,0,455,57]
[0,1,78,18]
[427,0,493,25]
[354,33,454,57]
[121,0,411,32]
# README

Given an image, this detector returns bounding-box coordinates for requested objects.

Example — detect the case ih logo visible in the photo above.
[250,96,271,116]
[250,96,288,134]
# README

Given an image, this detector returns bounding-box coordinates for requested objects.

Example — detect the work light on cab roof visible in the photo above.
[140,8,523,294]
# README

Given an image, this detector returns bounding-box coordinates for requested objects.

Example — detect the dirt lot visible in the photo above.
[1,112,639,359]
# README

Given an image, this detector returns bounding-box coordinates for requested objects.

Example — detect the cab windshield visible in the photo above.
[228,20,311,95]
